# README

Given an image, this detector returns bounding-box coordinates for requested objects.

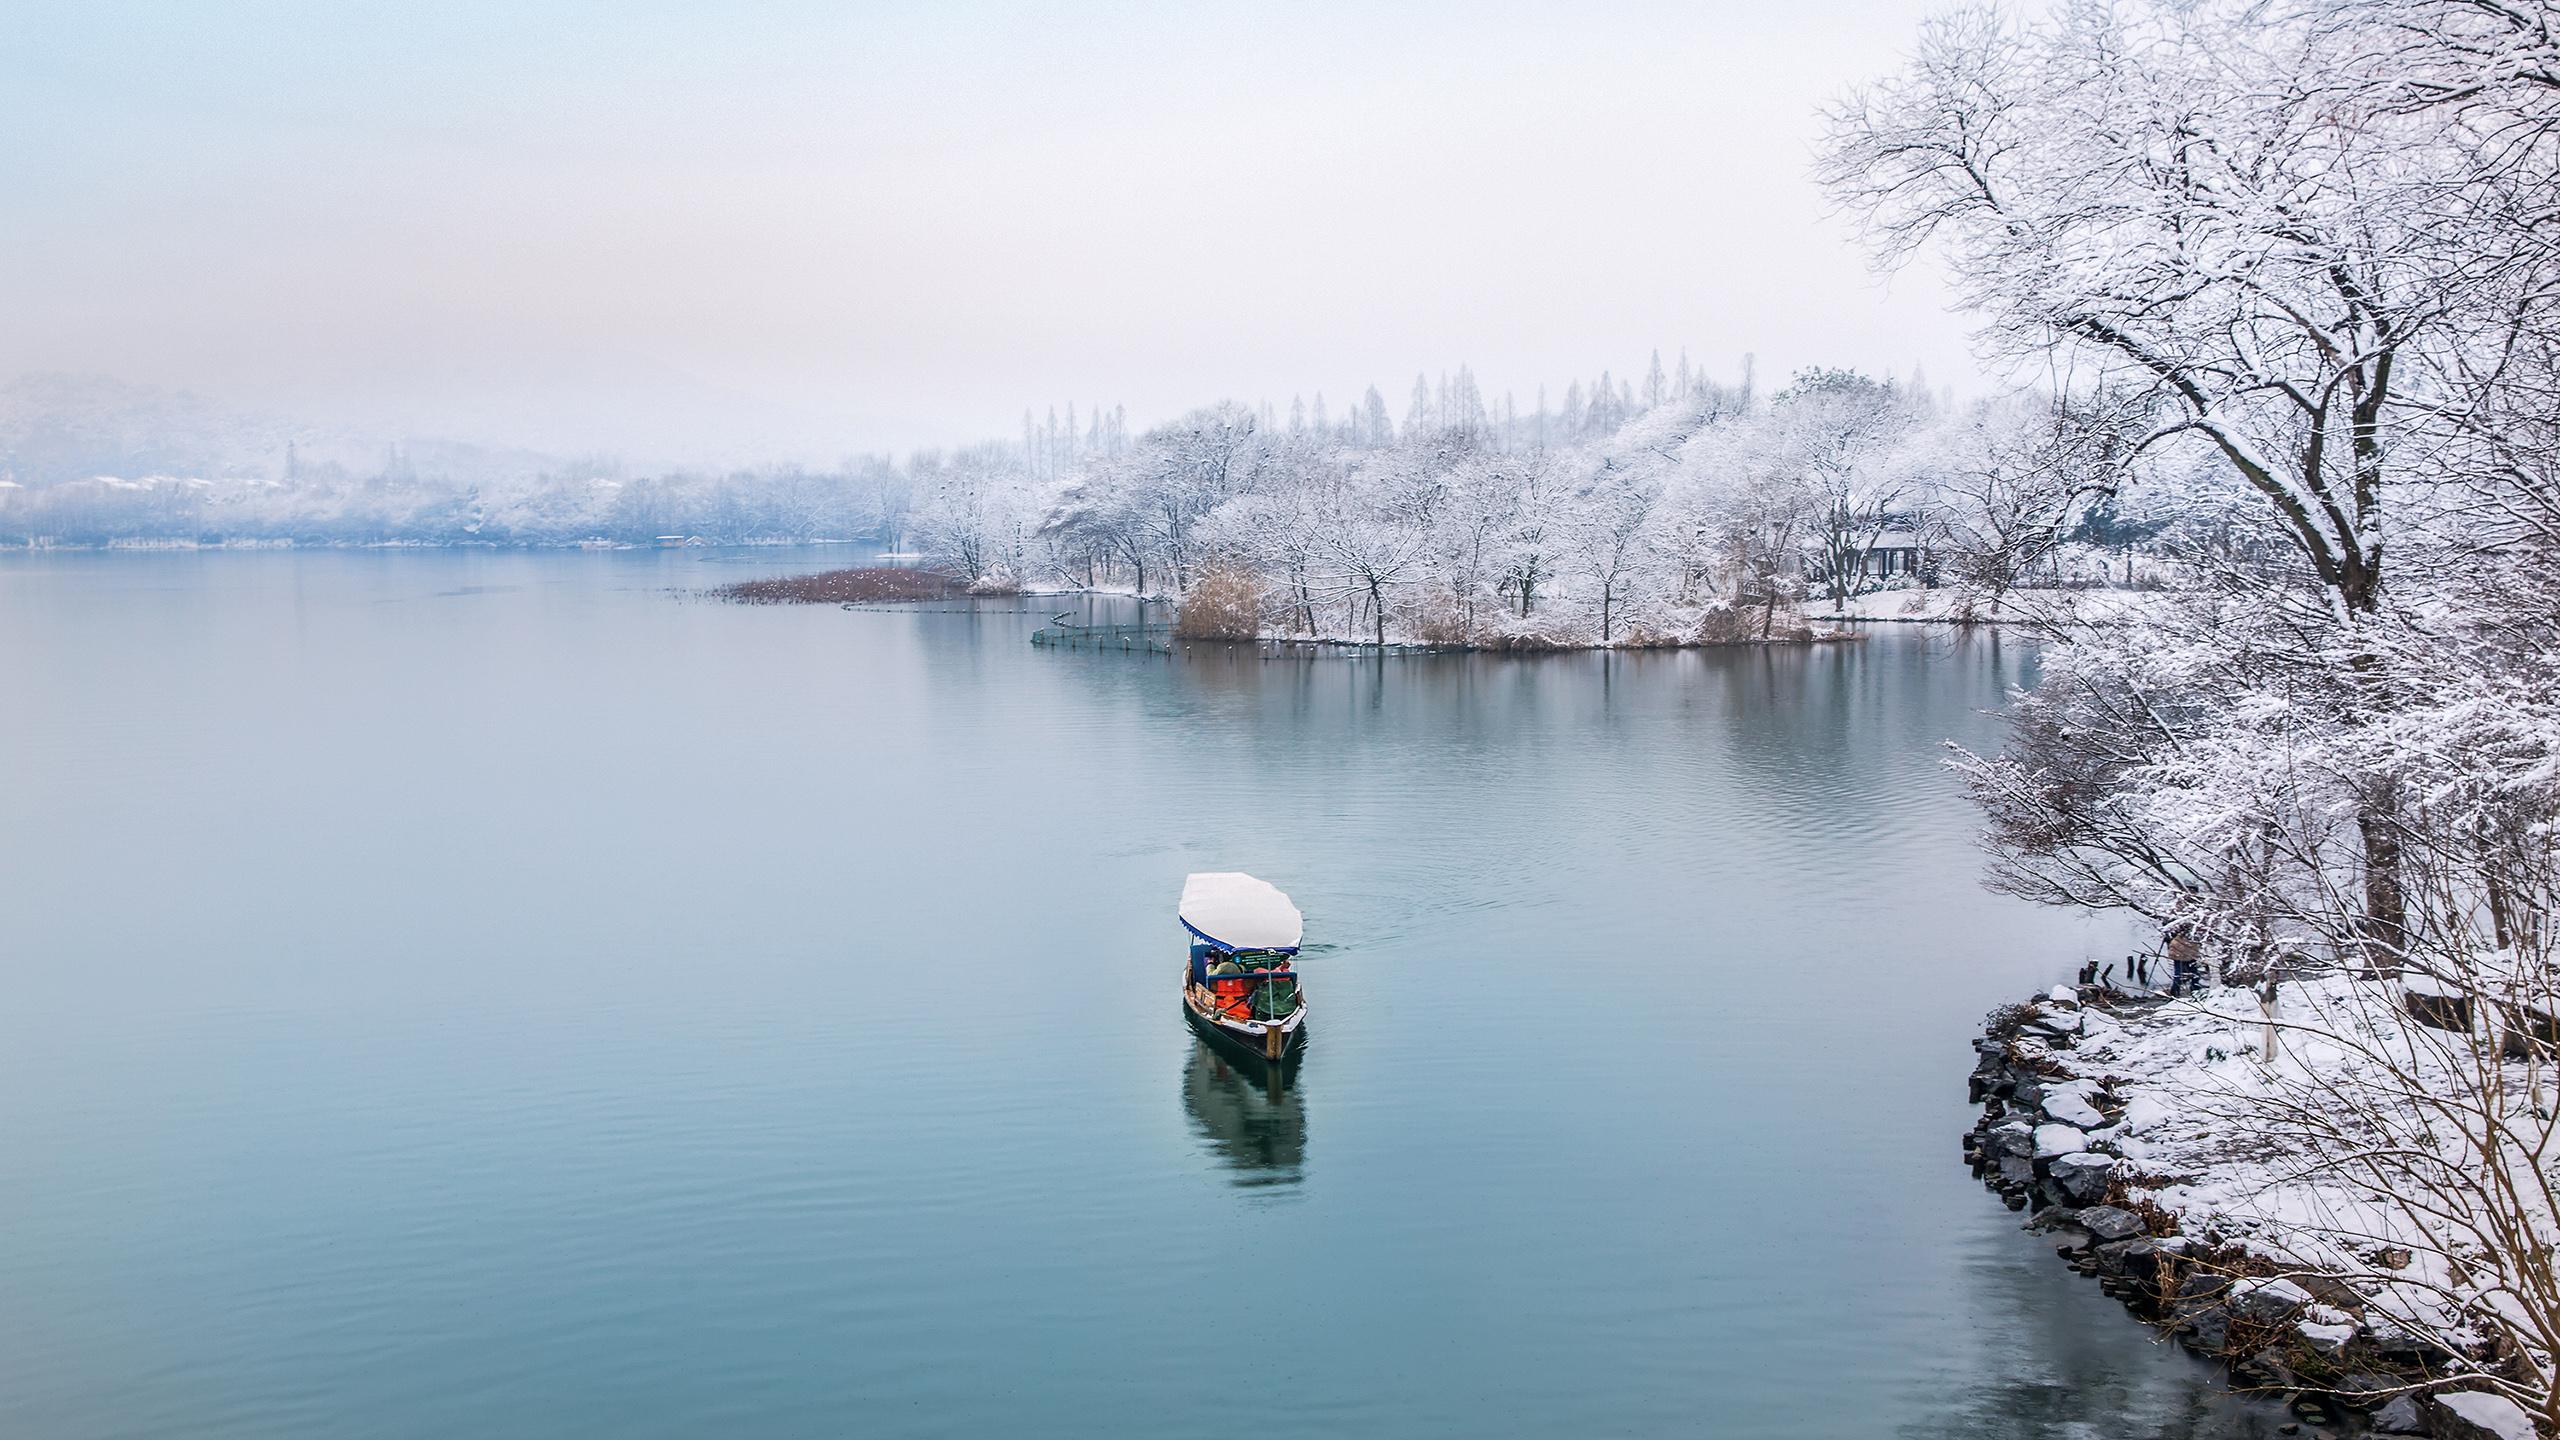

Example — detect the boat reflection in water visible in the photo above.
[1179,1036,1306,1190]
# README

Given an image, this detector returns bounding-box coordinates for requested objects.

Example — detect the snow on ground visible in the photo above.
[1825,586,2176,625]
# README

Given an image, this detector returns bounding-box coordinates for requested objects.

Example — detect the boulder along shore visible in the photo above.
[1965,985,2540,1440]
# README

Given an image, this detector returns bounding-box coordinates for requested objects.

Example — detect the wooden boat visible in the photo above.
[1179,872,1307,1062]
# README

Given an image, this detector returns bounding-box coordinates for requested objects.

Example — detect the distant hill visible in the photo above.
[0,372,903,549]
[0,373,558,489]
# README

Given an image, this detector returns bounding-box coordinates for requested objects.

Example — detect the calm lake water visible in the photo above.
[0,551,2282,1438]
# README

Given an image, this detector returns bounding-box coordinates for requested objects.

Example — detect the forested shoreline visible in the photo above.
[2,358,2180,649]
[909,364,2179,649]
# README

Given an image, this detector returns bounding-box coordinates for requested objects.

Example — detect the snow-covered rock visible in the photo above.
[2048,1152,2116,1206]
[2042,1085,2106,1128]
[2228,1276,2313,1325]
[2077,1205,2146,1243]
[2113,1093,2172,1134]
[2427,1390,2537,1440]
[2295,1320,2357,1356]
[2033,1123,2088,1158]
[2023,1010,2081,1041]
[2371,1394,2426,1434]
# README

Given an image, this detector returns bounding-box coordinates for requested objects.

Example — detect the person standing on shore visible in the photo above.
[2166,915,2202,996]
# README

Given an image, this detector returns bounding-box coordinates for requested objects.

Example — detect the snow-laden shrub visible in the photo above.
[1695,602,1760,645]
[1612,621,1688,649]
[1401,593,1475,646]
[1474,608,1586,652]
[1172,566,1265,641]
[1694,600,1817,644]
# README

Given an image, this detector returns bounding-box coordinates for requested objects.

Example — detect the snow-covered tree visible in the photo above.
[1830,0,2560,1414]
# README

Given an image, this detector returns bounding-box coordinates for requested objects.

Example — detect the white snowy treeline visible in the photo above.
[1823,0,2560,1417]
[0,457,924,548]
[917,362,2177,645]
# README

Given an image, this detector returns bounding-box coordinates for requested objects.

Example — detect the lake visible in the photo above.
[0,551,2280,1438]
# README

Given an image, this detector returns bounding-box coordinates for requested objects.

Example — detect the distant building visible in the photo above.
[1862,529,1926,580]
[1804,528,1933,587]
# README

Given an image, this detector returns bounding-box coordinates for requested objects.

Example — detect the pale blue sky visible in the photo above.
[4,1,1978,461]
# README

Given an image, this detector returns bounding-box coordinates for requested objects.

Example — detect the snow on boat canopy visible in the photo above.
[1178,872,1303,954]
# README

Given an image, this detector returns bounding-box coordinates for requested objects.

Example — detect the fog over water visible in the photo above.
[0,552,2287,1438]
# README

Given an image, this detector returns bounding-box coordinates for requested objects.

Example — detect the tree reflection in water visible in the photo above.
[1898,1226,2296,1440]
[1179,1035,1305,1190]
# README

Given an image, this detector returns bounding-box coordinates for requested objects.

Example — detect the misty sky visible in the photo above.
[6,1,1982,463]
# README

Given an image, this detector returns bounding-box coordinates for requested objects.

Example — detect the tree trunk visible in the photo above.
[2487,864,2515,952]
[2359,790,2408,974]
[2345,615,2406,972]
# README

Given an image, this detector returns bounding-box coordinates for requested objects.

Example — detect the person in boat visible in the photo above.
[1204,952,1248,1017]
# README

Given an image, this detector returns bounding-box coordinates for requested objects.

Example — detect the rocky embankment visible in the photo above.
[1965,986,2540,1440]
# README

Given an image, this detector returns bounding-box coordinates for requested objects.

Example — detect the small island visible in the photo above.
[710,567,972,605]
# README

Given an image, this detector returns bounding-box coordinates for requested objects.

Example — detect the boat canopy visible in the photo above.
[1179,872,1303,953]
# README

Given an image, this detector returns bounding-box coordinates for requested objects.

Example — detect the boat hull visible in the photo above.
[1183,985,1307,1065]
